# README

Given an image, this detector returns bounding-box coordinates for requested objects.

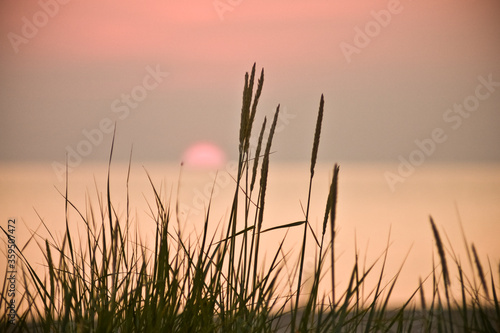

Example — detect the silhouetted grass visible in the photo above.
[1,64,499,332]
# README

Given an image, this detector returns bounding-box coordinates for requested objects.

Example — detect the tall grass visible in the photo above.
[1,64,499,332]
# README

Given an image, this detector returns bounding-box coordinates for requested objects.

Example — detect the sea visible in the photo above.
[1,161,499,306]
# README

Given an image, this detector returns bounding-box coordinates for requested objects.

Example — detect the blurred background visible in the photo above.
[1,0,499,166]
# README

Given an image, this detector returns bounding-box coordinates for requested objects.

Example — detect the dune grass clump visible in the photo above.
[1,64,499,332]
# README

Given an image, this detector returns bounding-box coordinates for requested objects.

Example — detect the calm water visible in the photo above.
[1,161,499,305]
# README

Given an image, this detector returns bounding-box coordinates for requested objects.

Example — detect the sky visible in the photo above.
[1,0,499,167]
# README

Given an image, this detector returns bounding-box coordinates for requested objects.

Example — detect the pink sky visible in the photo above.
[1,0,499,163]
[3,1,498,64]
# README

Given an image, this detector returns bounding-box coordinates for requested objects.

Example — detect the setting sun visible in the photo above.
[181,141,226,168]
